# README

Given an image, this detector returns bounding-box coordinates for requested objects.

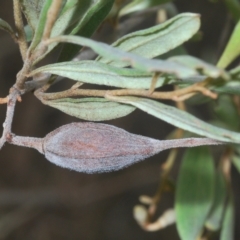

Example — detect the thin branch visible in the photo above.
[13,0,28,60]
[8,135,44,154]
[0,87,20,150]
[149,73,161,95]
[36,80,217,102]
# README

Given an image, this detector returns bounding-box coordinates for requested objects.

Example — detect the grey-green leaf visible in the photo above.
[169,55,229,79]
[58,0,114,62]
[0,18,15,38]
[205,170,227,231]
[106,96,240,143]
[220,194,234,240]
[30,60,175,89]
[176,147,215,240]
[97,13,200,67]
[47,35,198,77]
[42,97,135,121]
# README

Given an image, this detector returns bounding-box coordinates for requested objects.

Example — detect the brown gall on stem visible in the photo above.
[40,122,222,173]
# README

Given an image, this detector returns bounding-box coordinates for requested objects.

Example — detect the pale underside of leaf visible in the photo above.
[30,60,177,89]
[46,35,198,78]
[42,97,136,121]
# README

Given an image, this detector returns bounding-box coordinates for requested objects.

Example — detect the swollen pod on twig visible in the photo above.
[10,122,222,173]
[42,122,222,173]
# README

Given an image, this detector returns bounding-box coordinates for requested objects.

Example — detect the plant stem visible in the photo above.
[0,88,19,149]
[15,58,33,89]
[13,0,28,60]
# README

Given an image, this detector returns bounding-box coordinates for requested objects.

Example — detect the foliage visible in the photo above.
[0,0,240,239]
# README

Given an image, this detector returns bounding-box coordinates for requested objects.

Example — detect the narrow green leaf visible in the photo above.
[169,55,229,79]
[34,1,92,63]
[217,20,240,68]
[205,170,227,231]
[97,13,200,67]
[0,18,15,38]
[29,0,53,51]
[176,147,215,240]
[48,35,197,78]
[52,1,92,37]
[232,155,240,173]
[58,0,114,62]
[30,60,175,89]
[119,0,171,17]
[42,97,135,121]
[106,96,240,143]
[223,0,240,22]
[220,194,234,240]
